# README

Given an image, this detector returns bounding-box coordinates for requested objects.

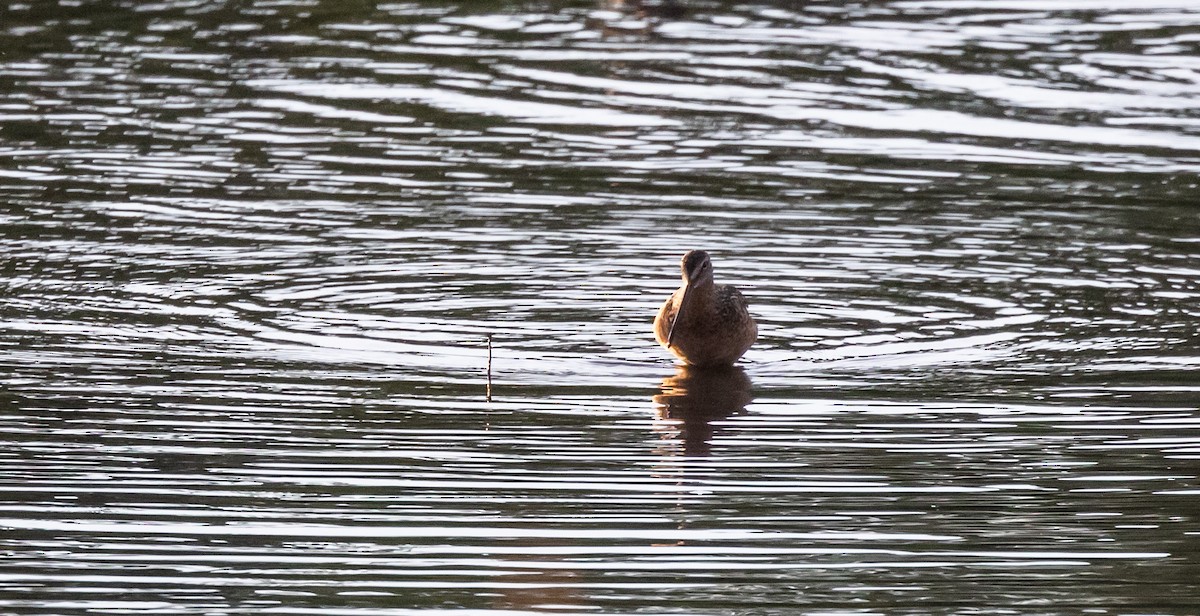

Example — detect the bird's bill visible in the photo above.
[666,283,692,347]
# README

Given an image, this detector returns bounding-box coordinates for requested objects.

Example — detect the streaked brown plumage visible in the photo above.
[654,250,756,368]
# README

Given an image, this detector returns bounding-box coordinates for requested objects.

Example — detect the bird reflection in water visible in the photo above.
[600,0,687,19]
[652,365,754,457]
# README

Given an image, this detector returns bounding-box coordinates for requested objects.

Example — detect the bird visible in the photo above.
[654,250,756,368]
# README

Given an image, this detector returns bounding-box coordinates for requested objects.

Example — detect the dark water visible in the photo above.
[3,0,1200,613]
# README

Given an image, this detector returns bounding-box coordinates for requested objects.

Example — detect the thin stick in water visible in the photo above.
[486,334,492,402]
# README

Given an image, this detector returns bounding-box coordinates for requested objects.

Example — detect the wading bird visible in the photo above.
[654,250,756,367]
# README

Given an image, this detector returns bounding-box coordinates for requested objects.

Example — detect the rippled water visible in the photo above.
[3,0,1200,614]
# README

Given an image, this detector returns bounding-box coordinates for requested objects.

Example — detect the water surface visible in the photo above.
[3,0,1200,614]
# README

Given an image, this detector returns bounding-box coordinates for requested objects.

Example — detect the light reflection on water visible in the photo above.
[2,0,1200,614]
